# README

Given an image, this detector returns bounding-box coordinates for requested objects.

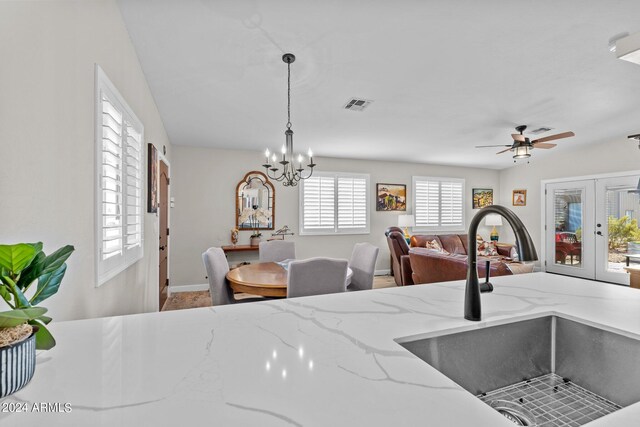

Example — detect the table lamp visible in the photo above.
[398,215,415,240]
[485,214,502,242]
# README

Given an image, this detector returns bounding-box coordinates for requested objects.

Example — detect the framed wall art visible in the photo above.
[472,188,493,209]
[513,189,527,206]
[376,183,406,211]
[147,143,158,213]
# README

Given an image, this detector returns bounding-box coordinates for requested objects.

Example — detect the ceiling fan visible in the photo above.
[476,125,575,160]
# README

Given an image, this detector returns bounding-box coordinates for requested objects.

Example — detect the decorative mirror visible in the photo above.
[236,171,275,230]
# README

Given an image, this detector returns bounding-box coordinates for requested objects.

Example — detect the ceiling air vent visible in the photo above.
[343,98,373,112]
[528,127,553,135]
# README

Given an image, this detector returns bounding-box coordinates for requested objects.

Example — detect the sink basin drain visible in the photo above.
[488,400,537,426]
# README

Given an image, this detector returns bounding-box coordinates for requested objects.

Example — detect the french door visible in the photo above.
[545,180,595,279]
[545,175,640,285]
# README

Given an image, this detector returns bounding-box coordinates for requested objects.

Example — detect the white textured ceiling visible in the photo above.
[117,0,640,169]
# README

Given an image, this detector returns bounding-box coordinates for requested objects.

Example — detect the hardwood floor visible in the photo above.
[162,275,398,311]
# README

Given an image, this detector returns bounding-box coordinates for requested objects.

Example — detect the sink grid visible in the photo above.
[478,373,621,426]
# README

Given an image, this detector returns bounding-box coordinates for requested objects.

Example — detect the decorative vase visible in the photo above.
[250,236,261,247]
[0,330,37,398]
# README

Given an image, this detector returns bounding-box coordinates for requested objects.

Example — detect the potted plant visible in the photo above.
[0,242,74,397]
[250,231,262,247]
[239,205,271,246]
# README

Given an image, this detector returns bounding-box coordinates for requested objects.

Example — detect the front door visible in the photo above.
[159,160,170,309]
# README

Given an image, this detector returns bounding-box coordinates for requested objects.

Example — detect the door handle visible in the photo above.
[596,231,603,236]
[596,223,602,227]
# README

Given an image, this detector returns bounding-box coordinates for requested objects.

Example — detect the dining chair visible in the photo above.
[287,258,348,298]
[259,240,296,263]
[202,247,263,305]
[348,243,380,291]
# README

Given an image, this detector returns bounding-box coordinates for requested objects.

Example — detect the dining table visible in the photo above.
[226,261,353,298]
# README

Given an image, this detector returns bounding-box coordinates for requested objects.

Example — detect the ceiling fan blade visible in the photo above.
[476,145,512,148]
[497,147,512,154]
[511,134,526,142]
[532,131,575,143]
[532,142,557,149]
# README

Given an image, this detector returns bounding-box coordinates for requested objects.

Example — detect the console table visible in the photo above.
[221,245,259,269]
[221,245,258,253]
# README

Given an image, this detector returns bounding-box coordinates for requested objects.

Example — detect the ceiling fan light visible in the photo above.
[513,145,531,159]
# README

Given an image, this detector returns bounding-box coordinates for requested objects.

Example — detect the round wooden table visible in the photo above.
[226,262,352,298]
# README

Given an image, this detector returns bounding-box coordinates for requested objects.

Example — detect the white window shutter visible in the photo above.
[337,176,367,230]
[300,172,370,235]
[415,180,440,227]
[100,95,124,263]
[440,181,464,227]
[413,177,465,231]
[96,65,144,286]
[301,175,335,230]
[124,121,143,262]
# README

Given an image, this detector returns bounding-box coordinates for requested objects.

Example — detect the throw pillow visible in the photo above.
[477,240,498,256]
[425,239,450,255]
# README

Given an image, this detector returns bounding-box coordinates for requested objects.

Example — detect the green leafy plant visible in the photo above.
[608,216,640,250]
[0,242,74,350]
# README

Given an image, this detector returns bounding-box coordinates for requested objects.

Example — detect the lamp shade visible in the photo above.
[398,215,415,228]
[485,214,503,227]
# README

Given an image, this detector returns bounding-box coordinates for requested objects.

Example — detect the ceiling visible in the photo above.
[117,0,640,169]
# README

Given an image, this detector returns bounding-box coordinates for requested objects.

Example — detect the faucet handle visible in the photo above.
[480,260,494,293]
[480,281,494,293]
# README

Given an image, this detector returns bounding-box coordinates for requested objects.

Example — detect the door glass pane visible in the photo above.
[605,185,640,274]
[554,189,583,267]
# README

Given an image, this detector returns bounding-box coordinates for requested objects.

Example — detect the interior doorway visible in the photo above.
[544,173,640,285]
[159,159,170,308]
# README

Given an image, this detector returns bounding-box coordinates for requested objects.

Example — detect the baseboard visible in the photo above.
[375,269,391,276]
[169,283,209,293]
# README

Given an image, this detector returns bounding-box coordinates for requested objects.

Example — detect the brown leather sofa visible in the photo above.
[385,227,413,286]
[409,234,516,284]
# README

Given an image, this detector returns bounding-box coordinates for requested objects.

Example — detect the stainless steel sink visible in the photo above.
[398,316,640,426]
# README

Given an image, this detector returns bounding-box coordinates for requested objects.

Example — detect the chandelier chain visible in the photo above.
[286,60,291,130]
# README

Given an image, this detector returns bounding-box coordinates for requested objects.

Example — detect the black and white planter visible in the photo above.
[0,331,36,398]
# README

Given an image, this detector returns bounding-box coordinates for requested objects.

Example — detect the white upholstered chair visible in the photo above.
[287,257,348,298]
[348,243,379,291]
[259,240,296,263]
[202,247,263,305]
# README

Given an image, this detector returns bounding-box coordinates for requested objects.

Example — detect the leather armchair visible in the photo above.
[385,228,413,286]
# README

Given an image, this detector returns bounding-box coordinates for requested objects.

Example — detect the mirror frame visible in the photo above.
[235,170,275,231]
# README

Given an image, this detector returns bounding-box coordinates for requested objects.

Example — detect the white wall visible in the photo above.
[499,136,640,256]
[0,1,171,320]
[171,146,500,286]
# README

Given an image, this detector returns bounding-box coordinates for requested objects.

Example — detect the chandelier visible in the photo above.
[262,53,316,187]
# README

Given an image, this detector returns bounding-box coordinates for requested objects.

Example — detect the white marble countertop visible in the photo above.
[3,272,640,426]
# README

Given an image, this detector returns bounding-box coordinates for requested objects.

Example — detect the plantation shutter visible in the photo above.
[440,180,464,227]
[337,176,367,230]
[124,121,143,262]
[96,65,144,285]
[413,177,465,230]
[415,180,440,227]
[300,172,370,234]
[301,175,335,230]
[100,95,124,263]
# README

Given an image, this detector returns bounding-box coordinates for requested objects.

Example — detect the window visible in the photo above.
[300,172,370,235]
[95,65,144,285]
[412,176,465,231]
